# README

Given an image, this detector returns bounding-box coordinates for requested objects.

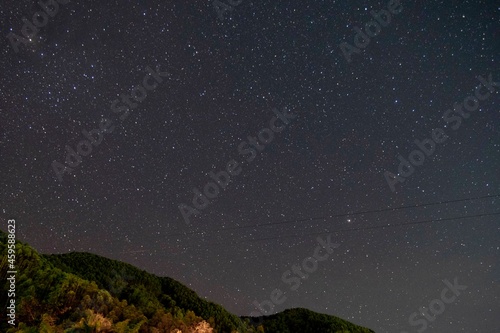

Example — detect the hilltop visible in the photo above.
[0,229,375,332]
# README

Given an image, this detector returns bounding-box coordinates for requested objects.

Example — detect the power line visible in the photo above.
[124,210,500,253]
[168,193,500,239]
[242,211,500,243]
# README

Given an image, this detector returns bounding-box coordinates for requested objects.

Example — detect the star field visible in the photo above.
[1,0,499,332]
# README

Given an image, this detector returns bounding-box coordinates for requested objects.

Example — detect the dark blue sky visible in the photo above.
[1,0,499,332]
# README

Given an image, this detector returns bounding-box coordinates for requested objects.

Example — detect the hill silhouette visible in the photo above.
[0,229,375,332]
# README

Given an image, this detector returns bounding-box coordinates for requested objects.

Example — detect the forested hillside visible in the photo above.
[0,230,375,333]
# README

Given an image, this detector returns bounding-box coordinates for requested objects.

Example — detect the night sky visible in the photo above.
[1,0,499,332]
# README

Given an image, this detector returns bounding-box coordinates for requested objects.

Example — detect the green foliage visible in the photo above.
[0,229,376,333]
[43,251,248,332]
